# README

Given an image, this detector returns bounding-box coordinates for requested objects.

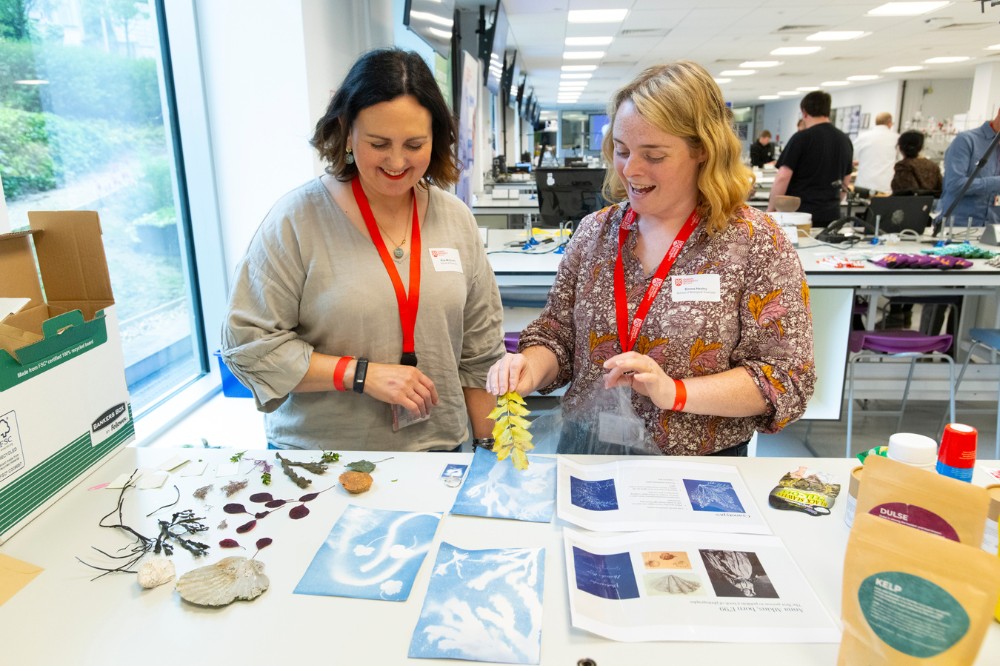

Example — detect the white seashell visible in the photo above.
[176,556,270,606]
[137,557,175,589]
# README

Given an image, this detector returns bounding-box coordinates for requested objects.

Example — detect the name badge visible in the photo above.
[429,248,463,273]
[671,274,721,302]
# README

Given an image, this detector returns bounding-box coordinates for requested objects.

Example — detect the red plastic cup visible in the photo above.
[937,423,978,482]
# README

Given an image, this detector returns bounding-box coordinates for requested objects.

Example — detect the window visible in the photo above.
[0,0,205,415]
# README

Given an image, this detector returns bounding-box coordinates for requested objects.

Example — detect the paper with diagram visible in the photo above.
[558,458,770,534]
[563,527,839,643]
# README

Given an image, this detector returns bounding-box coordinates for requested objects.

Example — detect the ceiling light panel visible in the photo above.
[567,9,628,24]
[770,46,822,55]
[867,2,949,17]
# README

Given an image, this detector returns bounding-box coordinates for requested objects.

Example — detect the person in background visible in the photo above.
[768,91,853,226]
[486,60,815,457]
[882,130,944,329]
[749,129,775,168]
[222,48,505,451]
[852,112,898,195]
[891,130,942,196]
[937,107,1000,227]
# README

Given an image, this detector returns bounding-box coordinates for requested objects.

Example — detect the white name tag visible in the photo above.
[671,274,721,302]
[429,247,463,272]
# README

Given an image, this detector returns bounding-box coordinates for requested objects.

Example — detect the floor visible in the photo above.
[139,391,999,460]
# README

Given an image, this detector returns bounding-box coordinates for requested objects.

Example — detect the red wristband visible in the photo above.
[333,356,353,392]
[672,378,687,412]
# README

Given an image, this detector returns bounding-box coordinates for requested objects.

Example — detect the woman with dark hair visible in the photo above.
[486,61,815,456]
[222,49,504,451]
[891,130,943,196]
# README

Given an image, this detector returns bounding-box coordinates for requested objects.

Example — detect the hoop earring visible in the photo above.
[345,147,355,165]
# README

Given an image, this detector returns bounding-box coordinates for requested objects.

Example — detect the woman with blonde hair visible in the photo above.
[486,61,815,456]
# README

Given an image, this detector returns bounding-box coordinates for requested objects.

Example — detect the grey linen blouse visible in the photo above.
[222,178,505,451]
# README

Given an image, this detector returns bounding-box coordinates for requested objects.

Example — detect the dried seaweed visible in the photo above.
[193,484,214,500]
[222,479,248,497]
[275,452,312,488]
[77,472,210,580]
[220,487,334,535]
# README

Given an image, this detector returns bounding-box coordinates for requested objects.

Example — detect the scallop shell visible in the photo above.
[176,556,269,606]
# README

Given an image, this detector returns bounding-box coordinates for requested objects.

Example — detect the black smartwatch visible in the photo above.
[472,437,495,451]
[352,357,369,394]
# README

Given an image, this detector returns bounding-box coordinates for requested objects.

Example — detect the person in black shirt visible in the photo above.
[768,91,853,226]
[749,129,775,168]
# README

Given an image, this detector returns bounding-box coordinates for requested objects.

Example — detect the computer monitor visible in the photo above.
[865,196,934,235]
[534,168,610,228]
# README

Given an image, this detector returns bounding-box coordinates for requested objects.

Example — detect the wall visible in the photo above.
[899,78,974,131]
[194,0,397,281]
[761,80,902,151]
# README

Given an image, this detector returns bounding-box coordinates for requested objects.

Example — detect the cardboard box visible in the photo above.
[0,211,133,543]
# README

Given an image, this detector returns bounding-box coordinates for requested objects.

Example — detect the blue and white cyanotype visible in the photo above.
[409,542,545,664]
[294,505,441,601]
[449,447,556,522]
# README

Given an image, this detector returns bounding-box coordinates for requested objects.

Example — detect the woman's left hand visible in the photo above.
[603,351,673,410]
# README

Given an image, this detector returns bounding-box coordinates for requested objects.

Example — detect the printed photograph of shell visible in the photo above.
[641,550,691,570]
[409,542,545,665]
[699,549,778,599]
[569,476,619,511]
[682,479,745,513]
[450,447,556,523]
[643,573,705,596]
[294,505,441,601]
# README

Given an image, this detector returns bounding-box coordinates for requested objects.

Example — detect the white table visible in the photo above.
[1,447,996,665]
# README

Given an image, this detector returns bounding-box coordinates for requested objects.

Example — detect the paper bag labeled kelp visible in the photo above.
[854,454,990,545]
[767,466,841,516]
[839,514,1000,665]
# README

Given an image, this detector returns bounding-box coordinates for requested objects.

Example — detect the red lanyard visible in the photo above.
[614,206,700,353]
[351,177,421,366]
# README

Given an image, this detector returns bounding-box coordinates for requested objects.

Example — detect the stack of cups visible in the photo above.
[936,423,978,483]
[886,432,938,470]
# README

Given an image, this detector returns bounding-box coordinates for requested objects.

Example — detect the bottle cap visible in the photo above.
[886,432,938,468]
[938,423,978,467]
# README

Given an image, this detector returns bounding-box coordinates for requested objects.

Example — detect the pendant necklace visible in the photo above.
[377,222,407,259]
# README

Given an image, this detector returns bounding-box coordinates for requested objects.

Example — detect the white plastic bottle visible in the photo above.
[886,432,938,471]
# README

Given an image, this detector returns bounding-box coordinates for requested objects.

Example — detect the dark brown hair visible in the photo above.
[800,91,832,118]
[310,48,460,187]
[898,130,925,159]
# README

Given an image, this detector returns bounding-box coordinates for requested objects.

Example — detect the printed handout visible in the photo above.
[294,505,441,601]
[450,447,556,523]
[558,458,770,534]
[564,527,839,643]
[409,542,545,664]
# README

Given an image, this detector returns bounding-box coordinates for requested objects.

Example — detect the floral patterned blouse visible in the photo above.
[519,202,816,455]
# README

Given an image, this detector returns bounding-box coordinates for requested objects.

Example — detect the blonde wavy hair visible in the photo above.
[601,61,754,235]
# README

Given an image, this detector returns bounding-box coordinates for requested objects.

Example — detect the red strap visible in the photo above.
[333,356,353,392]
[672,378,687,411]
[614,206,700,353]
[351,178,421,357]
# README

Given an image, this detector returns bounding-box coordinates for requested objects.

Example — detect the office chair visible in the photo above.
[843,300,956,458]
[948,328,1000,458]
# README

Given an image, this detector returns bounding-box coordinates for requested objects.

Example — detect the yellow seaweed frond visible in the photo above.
[489,391,533,470]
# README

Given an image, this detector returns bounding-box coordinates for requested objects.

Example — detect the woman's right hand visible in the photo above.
[362,362,439,417]
[486,353,535,396]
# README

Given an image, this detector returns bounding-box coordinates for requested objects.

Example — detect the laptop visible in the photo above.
[864,196,934,235]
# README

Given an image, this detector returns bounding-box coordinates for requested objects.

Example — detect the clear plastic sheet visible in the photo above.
[529,385,661,456]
